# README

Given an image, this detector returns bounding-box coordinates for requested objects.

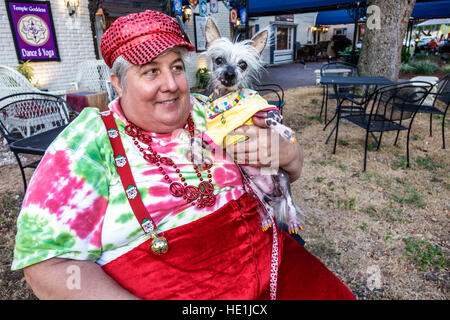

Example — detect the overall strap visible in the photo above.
[99,111,158,236]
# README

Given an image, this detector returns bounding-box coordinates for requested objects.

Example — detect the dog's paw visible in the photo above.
[261,217,273,232]
[288,219,304,234]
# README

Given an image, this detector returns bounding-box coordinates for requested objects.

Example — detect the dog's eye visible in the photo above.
[215,57,224,65]
[238,61,247,71]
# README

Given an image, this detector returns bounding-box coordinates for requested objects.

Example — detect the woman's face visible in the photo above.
[112,50,191,133]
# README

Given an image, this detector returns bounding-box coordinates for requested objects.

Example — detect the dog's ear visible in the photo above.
[205,18,221,48]
[250,30,268,54]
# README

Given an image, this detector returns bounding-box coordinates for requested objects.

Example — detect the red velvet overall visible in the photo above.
[102,193,355,300]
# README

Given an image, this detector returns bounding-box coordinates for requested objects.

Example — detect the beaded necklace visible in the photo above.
[124,114,216,209]
[206,88,245,118]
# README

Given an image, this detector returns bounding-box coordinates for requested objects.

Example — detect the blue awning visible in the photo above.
[411,0,450,19]
[248,0,365,17]
[315,0,450,26]
[315,9,355,25]
[249,0,450,18]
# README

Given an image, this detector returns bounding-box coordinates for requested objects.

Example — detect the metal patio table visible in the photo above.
[10,125,67,155]
[9,125,67,191]
[319,75,395,154]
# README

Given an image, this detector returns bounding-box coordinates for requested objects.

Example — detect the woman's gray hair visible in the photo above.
[110,56,133,89]
[110,46,192,89]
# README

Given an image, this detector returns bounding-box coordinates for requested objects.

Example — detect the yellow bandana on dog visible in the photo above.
[196,89,278,147]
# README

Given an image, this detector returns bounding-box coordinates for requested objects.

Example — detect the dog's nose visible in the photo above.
[224,68,236,81]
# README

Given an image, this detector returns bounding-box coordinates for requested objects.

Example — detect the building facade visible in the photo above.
[0,1,318,92]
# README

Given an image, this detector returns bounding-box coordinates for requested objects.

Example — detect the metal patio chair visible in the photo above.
[411,74,449,149]
[320,62,363,124]
[341,81,432,171]
[255,83,285,116]
[0,92,77,192]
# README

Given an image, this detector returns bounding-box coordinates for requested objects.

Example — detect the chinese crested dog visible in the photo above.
[196,18,305,234]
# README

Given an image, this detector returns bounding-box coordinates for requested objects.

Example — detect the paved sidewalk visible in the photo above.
[259,61,326,89]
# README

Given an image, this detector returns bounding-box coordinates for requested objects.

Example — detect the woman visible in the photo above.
[12,10,355,300]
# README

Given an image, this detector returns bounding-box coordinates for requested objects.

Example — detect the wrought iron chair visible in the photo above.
[320,62,363,124]
[0,65,66,98]
[255,83,285,116]
[412,74,449,149]
[70,59,117,101]
[0,92,77,192]
[341,81,432,171]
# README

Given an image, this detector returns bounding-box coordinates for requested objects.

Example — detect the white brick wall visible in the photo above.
[0,0,96,91]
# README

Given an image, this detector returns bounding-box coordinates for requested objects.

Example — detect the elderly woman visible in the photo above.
[12,10,354,300]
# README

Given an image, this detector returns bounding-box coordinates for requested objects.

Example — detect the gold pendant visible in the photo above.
[221,114,226,124]
[149,232,169,255]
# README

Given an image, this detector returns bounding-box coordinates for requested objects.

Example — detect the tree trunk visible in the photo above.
[358,0,416,81]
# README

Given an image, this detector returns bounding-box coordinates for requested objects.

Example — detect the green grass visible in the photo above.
[358,222,368,231]
[361,172,373,182]
[392,155,444,171]
[367,143,378,151]
[337,197,356,211]
[338,139,349,146]
[311,98,319,104]
[385,232,393,241]
[304,115,323,123]
[391,155,409,169]
[415,156,444,171]
[392,185,426,208]
[403,238,449,271]
[314,177,325,183]
[391,177,426,208]
[361,205,378,220]
[312,158,336,166]
[382,207,404,223]
[361,204,406,223]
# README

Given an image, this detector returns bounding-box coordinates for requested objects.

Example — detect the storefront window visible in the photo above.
[276,26,293,51]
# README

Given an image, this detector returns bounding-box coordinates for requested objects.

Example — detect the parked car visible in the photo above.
[402,38,416,47]
[417,36,437,49]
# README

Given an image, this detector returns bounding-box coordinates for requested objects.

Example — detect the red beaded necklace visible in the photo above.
[124,114,216,208]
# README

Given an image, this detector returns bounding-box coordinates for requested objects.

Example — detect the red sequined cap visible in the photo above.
[100,10,195,68]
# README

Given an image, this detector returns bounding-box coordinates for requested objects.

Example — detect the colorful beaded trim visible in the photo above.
[206,89,246,118]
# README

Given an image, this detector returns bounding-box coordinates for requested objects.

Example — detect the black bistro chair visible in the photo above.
[413,74,450,149]
[320,62,363,124]
[255,83,285,116]
[0,92,77,192]
[341,81,432,171]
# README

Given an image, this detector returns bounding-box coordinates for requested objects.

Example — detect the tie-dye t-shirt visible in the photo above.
[12,95,245,270]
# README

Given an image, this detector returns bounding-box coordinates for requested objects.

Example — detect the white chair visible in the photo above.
[0,65,66,98]
[70,59,117,101]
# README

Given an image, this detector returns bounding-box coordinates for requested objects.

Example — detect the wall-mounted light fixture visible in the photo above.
[182,6,192,23]
[95,7,106,30]
[312,26,329,33]
[66,0,79,16]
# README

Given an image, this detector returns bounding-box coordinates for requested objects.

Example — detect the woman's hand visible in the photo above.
[229,115,304,182]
